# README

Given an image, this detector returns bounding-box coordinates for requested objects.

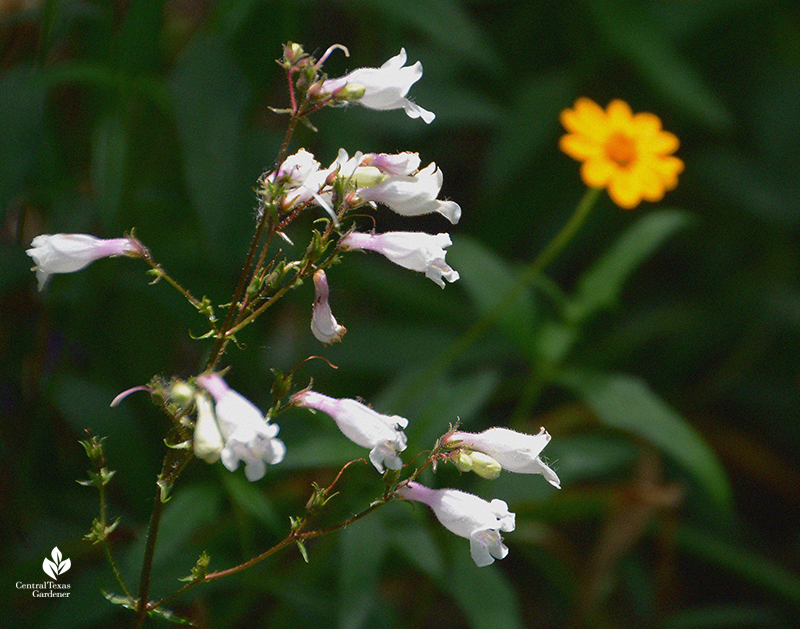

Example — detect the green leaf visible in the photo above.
[565,209,693,323]
[448,235,538,358]
[91,114,129,229]
[677,525,800,607]
[558,370,732,512]
[338,513,388,629]
[663,604,786,629]
[123,483,223,577]
[589,0,732,131]
[0,64,45,224]
[485,71,575,189]
[346,0,496,72]
[169,33,253,263]
[442,540,525,629]
[220,471,282,533]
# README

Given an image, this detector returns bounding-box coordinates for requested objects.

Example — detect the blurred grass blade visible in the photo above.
[338,513,388,629]
[677,525,800,607]
[559,370,732,512]
[442,538,525,629]
[169,33,252,260]
[448,235,538,359]
[347,0,496,71]
[485,71,575,189]
[565,209,693,323]
[92,114,128,229]
[220,471,282,534]
[589,0,731,131]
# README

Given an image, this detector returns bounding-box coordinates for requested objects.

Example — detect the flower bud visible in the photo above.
[169,381,195,407]
[334,82,366,102]
[310,270,346,345]
[454,451,502,480]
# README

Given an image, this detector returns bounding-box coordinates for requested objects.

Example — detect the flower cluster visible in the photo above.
[395,425,560,567]
[27,44,568,579]
[260,146,461,297]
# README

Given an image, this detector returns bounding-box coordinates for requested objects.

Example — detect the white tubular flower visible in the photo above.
[193,393,224,463]
[320,48,435,123]
[196,373,286,482]
[310,269,346,344]
[340,231,459,288]
[356,162,461,224]
[292,390,408,473]
[26,233,141,291]
[361,151,421,176]
[327,150,460,224]
[396,481,516,567]
[268,148,330,209]
[446,427,561,489]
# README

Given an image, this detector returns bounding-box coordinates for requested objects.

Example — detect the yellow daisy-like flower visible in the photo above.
[559,98,685,209]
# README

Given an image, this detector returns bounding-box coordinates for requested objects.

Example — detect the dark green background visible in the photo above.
[2,1,799,627]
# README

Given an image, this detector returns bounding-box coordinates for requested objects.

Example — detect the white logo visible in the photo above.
[42,547,71,580]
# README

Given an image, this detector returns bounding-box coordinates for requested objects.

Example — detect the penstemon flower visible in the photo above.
[340,231,459,288]
[396,481,516,567]
[265,148,329,211]
[319,48,435,123]
[26,233,142,290]
[193,392,224,464]
[196,373,286,482]
[331,149,461,224]
[445,427,561,488]
[559,97,685,209]
[310,269,346,344]
[292,390,408,473]
[356,161,461,224]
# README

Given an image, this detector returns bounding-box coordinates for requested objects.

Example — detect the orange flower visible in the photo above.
[559,98,685,209]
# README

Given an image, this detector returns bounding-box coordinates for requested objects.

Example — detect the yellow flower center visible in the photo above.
[605,132,637,169]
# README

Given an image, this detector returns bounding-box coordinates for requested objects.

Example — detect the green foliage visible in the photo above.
[5,1,800,628]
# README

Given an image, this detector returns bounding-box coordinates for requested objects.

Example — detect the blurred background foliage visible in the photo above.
[2,0,800,627]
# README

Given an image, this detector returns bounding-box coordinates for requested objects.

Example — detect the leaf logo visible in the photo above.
[42,547,71,580]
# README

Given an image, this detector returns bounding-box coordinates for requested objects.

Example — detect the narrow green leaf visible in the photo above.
[345,0,496,71]
[485,71,575,188]
[91,114,128,229]
[0,65,45,224]
[442,539,525,629]
[565,209,693,322]
[448,235,537,358]
[663,604,785,629]
[338,513,388,629]
[123,483,223,578]
[589,0,732,131]
[677,525,800,607]
[220,471,281,533]
[558,370,732,512]
[169,33,253,262]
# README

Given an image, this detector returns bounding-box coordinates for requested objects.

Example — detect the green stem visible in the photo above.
[399,186,602,407]
[134,493,166,629]
[97,478,132,598]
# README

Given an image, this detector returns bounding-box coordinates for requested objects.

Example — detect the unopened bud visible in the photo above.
[170,381,195,407]
[453,451,502,480]
[282,42,305,66]
[352,166,385,188]
[335,82,366,102]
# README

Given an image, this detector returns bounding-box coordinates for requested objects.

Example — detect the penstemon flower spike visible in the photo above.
[33,41,596,628]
